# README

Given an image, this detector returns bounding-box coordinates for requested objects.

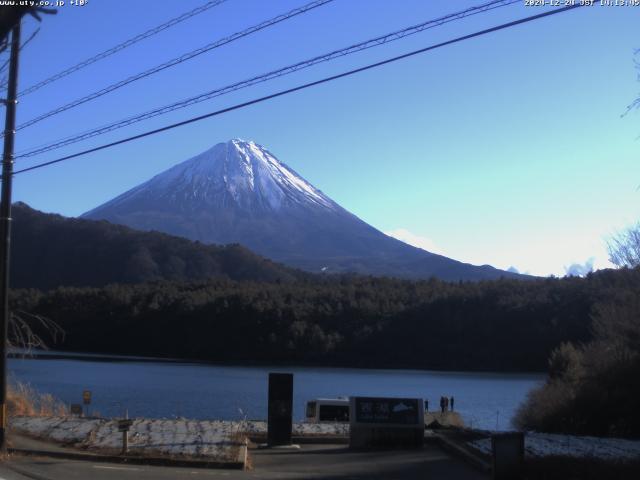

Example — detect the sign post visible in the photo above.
[118,418,134,454]
[267,373,293,446]
[82,390,91,417]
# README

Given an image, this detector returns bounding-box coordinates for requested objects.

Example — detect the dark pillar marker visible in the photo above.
[267,372,293,446]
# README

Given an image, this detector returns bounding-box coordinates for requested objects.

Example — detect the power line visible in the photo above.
[12,0,335,134]
[0,27,40,89]
[0,28,38,76]
[16,0,519,159]
[11,3,583,177]
[17,0,229,97]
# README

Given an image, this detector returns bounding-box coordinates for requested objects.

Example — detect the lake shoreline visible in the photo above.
[9,348,548,376]
[9,353,545,429]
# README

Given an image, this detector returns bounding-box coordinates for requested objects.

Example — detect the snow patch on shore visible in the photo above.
[11,416,103,443]
[242,420,349,436]
[469,432,640,461]
[10,416,348,458]
[11,416,240,459]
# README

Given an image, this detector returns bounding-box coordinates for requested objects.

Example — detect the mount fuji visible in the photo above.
[83,139,521,281]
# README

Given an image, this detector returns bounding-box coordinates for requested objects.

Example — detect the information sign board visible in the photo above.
[353,397,422,426]
[349,396,424,448]
[118,419,134,432]
[70,404,83,415]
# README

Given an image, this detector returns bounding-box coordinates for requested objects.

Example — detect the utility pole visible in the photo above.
[0,19,21,452]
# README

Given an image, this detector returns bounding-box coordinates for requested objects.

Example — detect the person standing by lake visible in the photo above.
[439,396,445,413]
[450,396,454,411]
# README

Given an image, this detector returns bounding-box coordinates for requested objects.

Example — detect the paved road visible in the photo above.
[0,443,489,480]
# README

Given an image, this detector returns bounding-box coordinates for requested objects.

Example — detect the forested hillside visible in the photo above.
[11,203,303,289]
[11,267,637,372]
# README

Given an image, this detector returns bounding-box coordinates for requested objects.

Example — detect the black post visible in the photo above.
[267,373,293,446]
[0,20,21,452]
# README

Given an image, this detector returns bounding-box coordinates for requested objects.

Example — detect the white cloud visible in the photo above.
[474,233,615,277]
[385,228,616,278]
[385,228,445,255]
[563,257,595,277]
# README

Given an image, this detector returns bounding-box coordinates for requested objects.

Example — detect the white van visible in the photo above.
[305,398,350,423]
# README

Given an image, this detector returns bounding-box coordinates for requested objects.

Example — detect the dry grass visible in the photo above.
[7,382,67,417]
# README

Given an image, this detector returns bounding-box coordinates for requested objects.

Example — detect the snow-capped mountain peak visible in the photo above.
[222,139,334,210]
[87,139,336,214]
[82,139,524,281]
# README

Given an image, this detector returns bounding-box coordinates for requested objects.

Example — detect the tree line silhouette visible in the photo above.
[11,267,638,374]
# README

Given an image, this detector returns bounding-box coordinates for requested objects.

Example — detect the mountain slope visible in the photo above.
[83,139,523,281]
[11,202,302,289]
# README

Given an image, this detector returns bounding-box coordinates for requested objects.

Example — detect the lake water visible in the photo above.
[8,354,545,431]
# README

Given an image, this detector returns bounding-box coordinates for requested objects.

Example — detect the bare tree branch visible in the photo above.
[8,310,64,356]
[608,223,640,268]
[622,48,640,117]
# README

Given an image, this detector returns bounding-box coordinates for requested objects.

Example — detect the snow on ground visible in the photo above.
[469,432,640,461]
[241,420,349,436]
[11,416,103,444]
[10,417,348,458]
[11,417,240,459]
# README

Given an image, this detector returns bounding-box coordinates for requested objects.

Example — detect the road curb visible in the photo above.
[5,462,55,480]
[8,444,247,470]
[248,434,349,445]
[433,433,491,473]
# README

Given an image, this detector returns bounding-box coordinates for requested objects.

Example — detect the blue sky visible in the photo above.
[8,0,640,277]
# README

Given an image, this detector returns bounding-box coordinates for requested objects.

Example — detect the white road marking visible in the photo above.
[93,465,142,471]
[189,472,230,475]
